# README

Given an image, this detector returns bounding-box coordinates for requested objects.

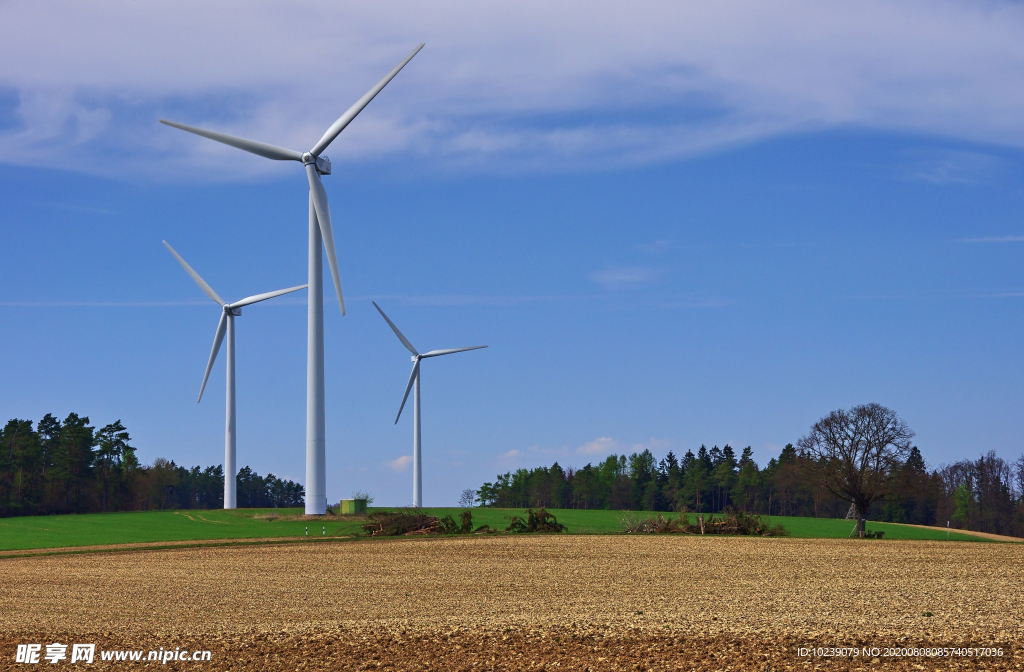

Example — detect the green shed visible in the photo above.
[340,499,368,515]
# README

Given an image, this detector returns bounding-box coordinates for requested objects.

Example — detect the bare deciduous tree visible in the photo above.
[352,490,374,505]
[458,488,477,508]
[797,403,914,536]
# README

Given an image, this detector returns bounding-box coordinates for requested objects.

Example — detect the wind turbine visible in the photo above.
[373,301,487,508]
[164,241,306,510]
[159,44,424,514]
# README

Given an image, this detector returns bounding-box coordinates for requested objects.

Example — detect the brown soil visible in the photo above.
[0,535,349,559]
[1,535,1020,670]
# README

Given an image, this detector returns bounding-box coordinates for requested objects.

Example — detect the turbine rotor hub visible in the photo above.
[302,152,332,175]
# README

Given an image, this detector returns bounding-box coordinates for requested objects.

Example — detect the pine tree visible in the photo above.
[57,413,95,512]
[94,420,132,512]
[715,445,738,512]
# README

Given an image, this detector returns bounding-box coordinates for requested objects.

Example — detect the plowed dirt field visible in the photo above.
[1,536,1020,670]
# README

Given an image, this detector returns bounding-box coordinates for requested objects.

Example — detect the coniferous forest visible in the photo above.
[0,413,304,517]
[477,443,1024,538]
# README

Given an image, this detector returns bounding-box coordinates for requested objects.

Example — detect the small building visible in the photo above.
[339,499,368,515]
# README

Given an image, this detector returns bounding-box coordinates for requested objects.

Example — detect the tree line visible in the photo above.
[477,404,1024,538]
[0,413,303,517]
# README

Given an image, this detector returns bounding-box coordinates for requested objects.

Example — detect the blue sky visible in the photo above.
[1,2,1022,506]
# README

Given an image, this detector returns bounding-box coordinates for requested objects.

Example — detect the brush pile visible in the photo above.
[361,511,450,536]
[361,510,482,536]
[622,509,787,536]
[505,508,567,533]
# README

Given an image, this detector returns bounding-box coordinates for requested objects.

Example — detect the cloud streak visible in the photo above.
[357,294,585,306]
[958,236,1024,243]
[2,1,1024,178]
[386,455,412,471]
[635,240,672,254]
[0,300,210,307]
[0,293,728,310]
[502,436,670,463]
[575,437,670,459]
[589,267,661,290]
[898,150,1004,185]
[576,437,620,455]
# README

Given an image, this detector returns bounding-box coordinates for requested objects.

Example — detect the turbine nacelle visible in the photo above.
[301,153,332,175]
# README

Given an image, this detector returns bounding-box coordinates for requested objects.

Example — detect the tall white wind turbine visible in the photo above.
[373,302,487,508]
[164,241,306,510]
[159,44,424,514]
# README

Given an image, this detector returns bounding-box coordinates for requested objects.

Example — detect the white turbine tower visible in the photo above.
[373,302,487,508]
[159,44,424,514]
[164,241,307,510]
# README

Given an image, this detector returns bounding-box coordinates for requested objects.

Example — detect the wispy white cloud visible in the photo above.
[0,300,209,307]
[3,1,1024,178]
[386,455,412,470]
[498,436,670,467]
[635,240,672,254]
[576,436,669,458]
[645,437,671,452]
[526,444,567,457]
[958,235,1024,243]
[0,298,312,307]
[651,297,728,309]
[576,437,620,455]
[898,149,1005,184]
[0,293,729,310]
[356,294,584,306]
[844,287,1024,300]
[589,267,660,290]
[47,203,119,215]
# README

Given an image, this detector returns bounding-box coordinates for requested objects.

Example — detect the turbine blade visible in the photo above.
[160,119,303,162]
[230,284,308,309]
[372,301,418,355]
[310,43,425,157]
[163,240,225,307]
[420,345,488,358]
[198,311,228,403]
[395,359,420,424]
[306,166,346,315]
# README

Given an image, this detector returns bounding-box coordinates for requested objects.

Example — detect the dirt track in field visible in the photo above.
[895,523,1024,543]
[1,535,1020,670]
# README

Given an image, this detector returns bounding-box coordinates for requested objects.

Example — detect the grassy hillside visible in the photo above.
[0,507,987,552]
[0,508,363,551]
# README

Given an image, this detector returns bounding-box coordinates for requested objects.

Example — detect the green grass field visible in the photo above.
[0,509,366,552]
[0,507,988,552]
[417,508,986,541]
